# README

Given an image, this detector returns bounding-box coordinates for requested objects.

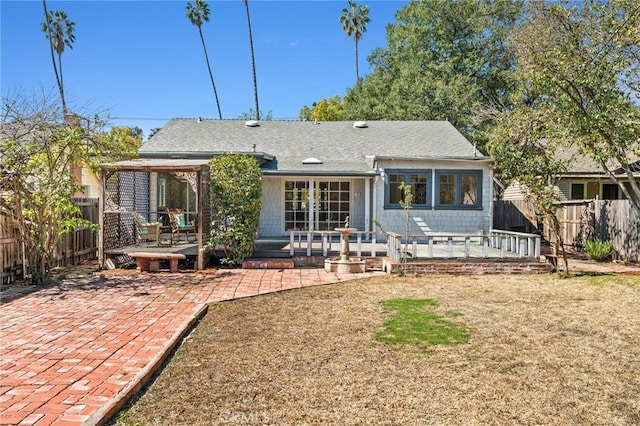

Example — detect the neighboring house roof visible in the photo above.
[555,145,640,177]
[139,119,489,176]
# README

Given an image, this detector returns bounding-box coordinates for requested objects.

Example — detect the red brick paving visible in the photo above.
[0,268,382,425]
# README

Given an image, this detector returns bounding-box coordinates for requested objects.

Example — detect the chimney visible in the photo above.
[64,113,82,127]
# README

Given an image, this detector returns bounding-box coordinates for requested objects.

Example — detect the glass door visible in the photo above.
[284,180,351,232]
[284,181,310,231]
[315,181,350,231]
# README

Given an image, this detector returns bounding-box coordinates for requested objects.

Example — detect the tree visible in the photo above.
[342,0,523,149]
[398,181,413,277]
[507,0,640,210]
[242,0,260,120]
[0,90,140,284]
[186,0,223,119]
[237,108,272,120]
[149,127,161,139]
[298,95,345,121]
[340,0,370,83]
[41,2,75,114]
[208,154,262,265]
[487,89,572,277]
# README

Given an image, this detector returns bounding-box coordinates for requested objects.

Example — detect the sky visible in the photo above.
[1,0,409,139]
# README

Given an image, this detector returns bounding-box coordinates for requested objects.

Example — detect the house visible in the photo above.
[135,119,494,238]
[502,145,640,202]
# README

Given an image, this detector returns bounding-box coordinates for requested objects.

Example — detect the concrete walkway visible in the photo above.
[0,268,384,425]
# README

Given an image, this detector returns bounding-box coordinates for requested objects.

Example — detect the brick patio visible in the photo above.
[0,269,383,425]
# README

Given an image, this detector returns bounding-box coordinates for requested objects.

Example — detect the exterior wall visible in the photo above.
[373,159,493,235]
[502,181,525,201]
[351,179,366,231]
[81,167,101,198]
[259,176,282,237]
[505,178,627,202]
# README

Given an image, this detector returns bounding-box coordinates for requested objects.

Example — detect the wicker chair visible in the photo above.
[168,210,196,244]
[134,214,161,245]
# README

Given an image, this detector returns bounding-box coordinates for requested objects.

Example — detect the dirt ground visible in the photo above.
[114,273,640,426]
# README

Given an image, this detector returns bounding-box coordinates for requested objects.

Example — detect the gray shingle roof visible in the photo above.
[555,145,640,175]
[140,119,487,174]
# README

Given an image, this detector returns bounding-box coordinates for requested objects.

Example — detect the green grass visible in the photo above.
[375,298,469,351]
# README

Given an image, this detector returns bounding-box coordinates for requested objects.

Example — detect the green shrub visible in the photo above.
[208,154,262,265]
[585,238,613,261]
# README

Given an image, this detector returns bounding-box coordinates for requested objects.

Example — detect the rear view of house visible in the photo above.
[140,119,493,237]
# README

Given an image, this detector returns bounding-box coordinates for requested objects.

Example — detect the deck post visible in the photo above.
[483,236,489,258]
[371,233,377,257]
[464,236,470,258]
[323,232,328,257]
[290,232,295,256]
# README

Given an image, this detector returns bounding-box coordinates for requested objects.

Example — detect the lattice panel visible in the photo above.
[103,171,150,250]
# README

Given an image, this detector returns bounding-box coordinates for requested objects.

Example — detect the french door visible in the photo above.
[284,180,350,232]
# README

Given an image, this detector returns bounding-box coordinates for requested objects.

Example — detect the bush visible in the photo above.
[585,238,613,261]
[208,154,262,265]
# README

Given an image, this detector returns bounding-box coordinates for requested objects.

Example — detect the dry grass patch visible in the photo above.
[114,274,640,425]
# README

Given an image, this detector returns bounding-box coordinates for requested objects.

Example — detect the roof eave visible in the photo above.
[262,170,377,177]
[138,151,275,161]
[373,155,492,163]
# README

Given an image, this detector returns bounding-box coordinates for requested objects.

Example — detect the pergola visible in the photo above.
[98,159,212,270]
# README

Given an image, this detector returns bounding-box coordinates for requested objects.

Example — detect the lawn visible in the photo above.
[114,273,639,425]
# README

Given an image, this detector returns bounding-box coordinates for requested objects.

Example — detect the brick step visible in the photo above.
[242,259,295,269]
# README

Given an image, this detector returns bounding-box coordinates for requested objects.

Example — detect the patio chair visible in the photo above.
[134,214,161,245]
[168,210,196,244]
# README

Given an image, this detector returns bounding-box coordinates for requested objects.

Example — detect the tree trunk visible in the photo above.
[198,27,222,119]
[42,0,66,114]
[355,38,360,82]
[244,0,260,120]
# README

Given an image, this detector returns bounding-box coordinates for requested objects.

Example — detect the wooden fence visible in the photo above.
[592,199,639,264]
[1,198,99,285]
[494,199,639,264]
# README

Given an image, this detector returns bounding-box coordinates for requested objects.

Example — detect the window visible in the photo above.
[571,183,584,200]
[435,170,482,209]
[602,184,619,200]
[385,170,431,208]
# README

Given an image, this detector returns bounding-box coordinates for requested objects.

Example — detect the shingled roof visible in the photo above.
[139,119,488,175]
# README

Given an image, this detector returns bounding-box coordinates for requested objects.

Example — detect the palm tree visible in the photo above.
[339,0,370,83]
[41,1,75,114]
[242,0,260,120]
[186,0,222,119]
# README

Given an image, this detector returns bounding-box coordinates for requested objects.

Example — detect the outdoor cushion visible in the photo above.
[174,213,186,227]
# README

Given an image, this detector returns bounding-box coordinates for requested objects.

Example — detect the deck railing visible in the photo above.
[288,229,541,262]
[289,231,380,257]
[386,230,541,262]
